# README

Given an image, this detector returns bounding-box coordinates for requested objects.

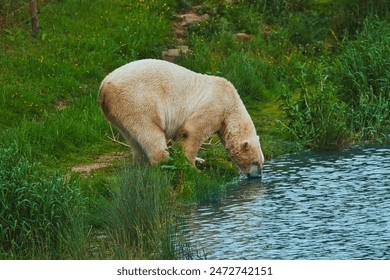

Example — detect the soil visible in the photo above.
[71,152,126,176]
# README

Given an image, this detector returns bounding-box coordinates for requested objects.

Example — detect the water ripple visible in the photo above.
[185,144,390,259]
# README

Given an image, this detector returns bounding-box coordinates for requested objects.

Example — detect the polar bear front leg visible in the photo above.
[177,122,210,166]
[181,136,203,166]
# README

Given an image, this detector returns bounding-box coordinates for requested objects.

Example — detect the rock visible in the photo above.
[162,45,189,62]
[177,12,209,25]
[235,32,253,42]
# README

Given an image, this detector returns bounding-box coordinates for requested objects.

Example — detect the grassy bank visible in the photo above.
[178,0,389,152]
[1,0,389,259]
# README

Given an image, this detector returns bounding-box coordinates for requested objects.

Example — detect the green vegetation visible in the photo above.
[0,143,86,259]
[92,164,180,259]
[179,0,389,152]
[280,18,389,150]
[1,0,388,259]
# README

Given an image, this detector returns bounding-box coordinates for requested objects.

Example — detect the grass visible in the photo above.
[0,142,86,259]
[280,17,390,149]
[0,0,389,259]
[92,164,179,259]
[1,0,179,260]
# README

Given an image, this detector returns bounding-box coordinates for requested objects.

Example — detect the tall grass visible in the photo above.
[280,17,389,149]
[279,65,353,150]
[334,19,390,105]
[100,164,175,259]
[92,163,198,260]
[0,143,86,259]
[331,0,389,36]
[334,18,390,141]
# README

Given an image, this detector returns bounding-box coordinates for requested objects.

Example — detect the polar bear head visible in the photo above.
[231,135,264,178]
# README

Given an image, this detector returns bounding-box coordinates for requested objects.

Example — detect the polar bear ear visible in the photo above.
[242,140,249,150]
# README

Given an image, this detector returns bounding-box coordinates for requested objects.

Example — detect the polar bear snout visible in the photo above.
[234,136,265,179]
[247,162,263,179]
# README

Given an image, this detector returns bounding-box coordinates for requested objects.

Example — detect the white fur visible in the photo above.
[98,59,264,175]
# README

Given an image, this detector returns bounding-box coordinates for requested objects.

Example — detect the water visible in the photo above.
[185,144,390,259]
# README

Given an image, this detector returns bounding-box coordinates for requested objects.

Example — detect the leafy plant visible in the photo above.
[161,140,193,194]
[161,140,231,203]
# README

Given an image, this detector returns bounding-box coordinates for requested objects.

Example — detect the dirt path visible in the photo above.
[71,152,126,176]
[162,9,209,61]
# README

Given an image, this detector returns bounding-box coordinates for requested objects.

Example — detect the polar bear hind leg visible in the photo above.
[131,124,169,165]
[115,119,169,165]
[123,133,149,164]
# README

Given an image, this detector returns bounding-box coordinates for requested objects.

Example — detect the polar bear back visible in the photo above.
[100,59,239,139]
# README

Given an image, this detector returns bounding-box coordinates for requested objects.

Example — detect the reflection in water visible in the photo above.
[184,144,390,259]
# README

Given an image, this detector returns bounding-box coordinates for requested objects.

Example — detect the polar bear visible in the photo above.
[98,59,264,178]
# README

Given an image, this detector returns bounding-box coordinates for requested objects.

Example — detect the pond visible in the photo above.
[184,144,390,259]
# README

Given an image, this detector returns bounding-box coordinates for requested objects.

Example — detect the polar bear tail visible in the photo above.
[98,81,111,117]
[97,83,106,107]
